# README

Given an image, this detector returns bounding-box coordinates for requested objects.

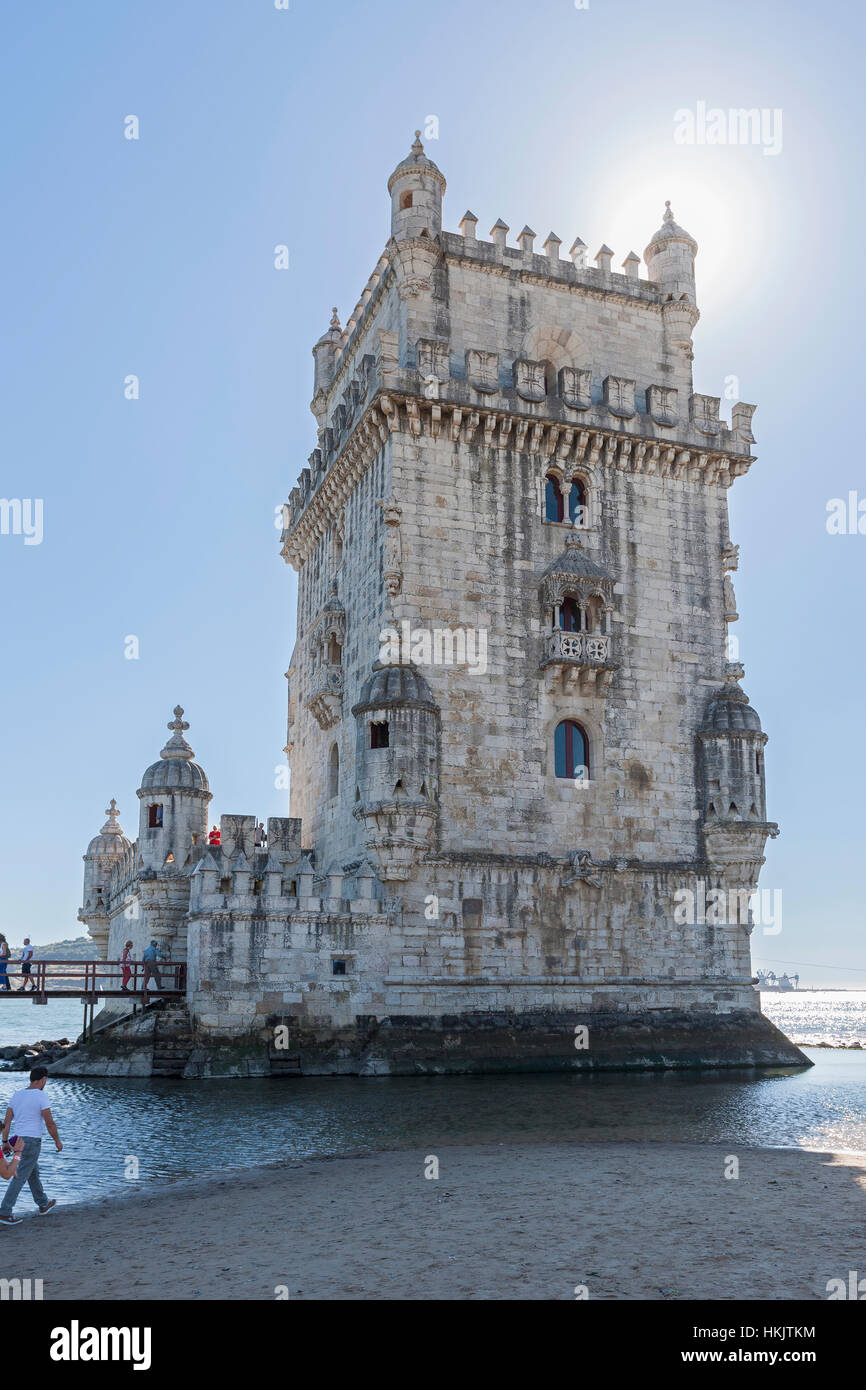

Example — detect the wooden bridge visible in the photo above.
[0,960,186,1038]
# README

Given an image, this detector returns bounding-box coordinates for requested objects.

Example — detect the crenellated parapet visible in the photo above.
[282,379,757,569]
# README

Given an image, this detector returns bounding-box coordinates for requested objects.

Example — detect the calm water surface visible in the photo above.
[1,993,864,1208]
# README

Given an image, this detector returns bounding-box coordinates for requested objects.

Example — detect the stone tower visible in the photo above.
[70,135,803,1077]
[274,132,801,1069]
[87,707,212,974]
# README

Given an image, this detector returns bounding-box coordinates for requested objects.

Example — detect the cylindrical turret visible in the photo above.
[136,706,211,872]
[699,682,768,825]
[387,131,446,241]
[644,201,698,304]
[79,798,131,957]
[312,307,343,397]
[351,660,440,880]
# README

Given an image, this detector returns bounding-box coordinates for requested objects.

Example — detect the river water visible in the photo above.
[0,992,864,1209]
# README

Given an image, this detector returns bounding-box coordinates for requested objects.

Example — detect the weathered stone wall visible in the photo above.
[289,441,394,864]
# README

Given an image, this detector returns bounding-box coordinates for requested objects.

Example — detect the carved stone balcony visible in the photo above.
[541,628,617,694]
[305,664,343,730]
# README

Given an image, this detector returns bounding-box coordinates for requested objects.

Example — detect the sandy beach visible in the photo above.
[3,1140,865,1300]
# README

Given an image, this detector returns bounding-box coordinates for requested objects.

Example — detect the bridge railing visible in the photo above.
[0,959,186,997]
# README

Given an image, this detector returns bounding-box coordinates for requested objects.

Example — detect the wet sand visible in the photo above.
[3,1141,865,1300]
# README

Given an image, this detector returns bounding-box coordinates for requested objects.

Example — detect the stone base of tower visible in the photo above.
[257,1004,809,1076]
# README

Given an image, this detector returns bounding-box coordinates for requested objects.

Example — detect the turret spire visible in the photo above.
[160,705,195,762]
[100,798,123,834]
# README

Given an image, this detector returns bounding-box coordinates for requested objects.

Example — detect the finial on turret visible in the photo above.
[411,129,424,157]
[96,798,126,839]
[663,200,674,224]
[329,307,340,330]
[160,705,195,761]
[168,705,189,735]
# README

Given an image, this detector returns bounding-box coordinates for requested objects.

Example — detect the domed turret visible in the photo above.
[387,131,446,241]
[79,799,131,957]
[351,659,440,880]
[85,798,132,861]
[699,678,768,826]
[644,201,698,303]
[137,706,212,871]
[354,660,439,713]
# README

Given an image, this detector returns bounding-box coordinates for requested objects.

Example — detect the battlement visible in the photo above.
[188,858,384,917]
[188,813,384,918]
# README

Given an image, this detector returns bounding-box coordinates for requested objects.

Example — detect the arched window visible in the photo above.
[554,720,589,780]
[544,474,564,523]
[568,478,587,527]
[560,597,582,632]
[327,743,339,798]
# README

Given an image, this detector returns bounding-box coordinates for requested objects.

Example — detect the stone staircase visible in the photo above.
[150,1003,195,1078]
[267,1046,302,1077]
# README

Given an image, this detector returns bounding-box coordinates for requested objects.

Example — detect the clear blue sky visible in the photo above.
[1,0,863,984]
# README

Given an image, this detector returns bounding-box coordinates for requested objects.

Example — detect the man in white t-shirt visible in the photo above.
[0,1066,62,1224]
[16,939,35,993]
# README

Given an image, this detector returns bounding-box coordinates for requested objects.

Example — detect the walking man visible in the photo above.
[16,939,35,992]
[0,1066,61,1225]
[141,939,163,994]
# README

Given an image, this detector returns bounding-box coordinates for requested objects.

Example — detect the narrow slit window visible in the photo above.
[370,721,389,749]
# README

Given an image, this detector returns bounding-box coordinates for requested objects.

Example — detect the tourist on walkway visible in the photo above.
[255,822,267,850]
[16,939,35,993]
[208,825,221,846]
[0,935,10,992]
[0,1067,61,1225]
[121,940,134,992]
[141,940,163,993]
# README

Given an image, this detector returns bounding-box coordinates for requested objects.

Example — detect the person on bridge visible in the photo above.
[0,1066,61,1225]
[0,935,10,992]
[121,941,134,992]
[16,940,35,993]
[141,940,163,994]
[255,822,267,851]
[208,825,221,846]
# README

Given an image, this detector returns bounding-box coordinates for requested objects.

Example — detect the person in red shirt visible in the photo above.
[208,826,221,846]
